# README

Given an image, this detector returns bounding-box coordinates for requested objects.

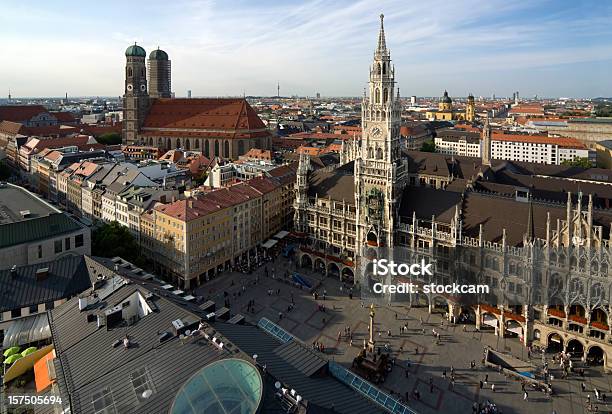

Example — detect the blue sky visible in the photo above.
[1,0,611,98]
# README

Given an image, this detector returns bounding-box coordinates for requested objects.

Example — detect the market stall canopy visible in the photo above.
[262,239,278,249]
[273,230,289,239]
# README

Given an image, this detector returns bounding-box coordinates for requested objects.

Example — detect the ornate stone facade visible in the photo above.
[294,14,612,371]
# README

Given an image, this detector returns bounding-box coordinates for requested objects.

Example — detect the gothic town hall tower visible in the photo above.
[355,14,406,250]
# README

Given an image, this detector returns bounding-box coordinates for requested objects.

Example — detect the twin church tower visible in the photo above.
[122,44,171,144]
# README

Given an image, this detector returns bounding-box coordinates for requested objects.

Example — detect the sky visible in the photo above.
[1,0,611,99]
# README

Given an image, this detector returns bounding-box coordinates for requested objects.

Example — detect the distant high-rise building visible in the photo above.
[148,48,171,98]
[410,95,417,105]
[7,89,11,101]
[187,90,192,99]
[316,92,321,99]
[277,82,280,98]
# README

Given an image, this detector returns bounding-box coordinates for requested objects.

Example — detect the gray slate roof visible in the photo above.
[0,255,94,313]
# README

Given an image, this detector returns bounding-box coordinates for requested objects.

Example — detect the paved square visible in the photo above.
[195,256,612,414]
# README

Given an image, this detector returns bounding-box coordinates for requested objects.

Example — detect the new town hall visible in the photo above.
[294,15,612,370]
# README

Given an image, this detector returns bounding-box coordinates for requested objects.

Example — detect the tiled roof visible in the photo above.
[0,105,48,122]
[491,132,586,149]
[308,161,355,202]
[141,98,270,140]
[49,111,76,123]
[0,120,25,135]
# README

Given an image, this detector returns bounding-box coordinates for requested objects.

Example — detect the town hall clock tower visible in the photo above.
[355,14,406,250]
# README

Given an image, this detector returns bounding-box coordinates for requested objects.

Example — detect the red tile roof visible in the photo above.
[49,111,77,123]
[491,132,586,149]
[141,98,269,140]
[0,105,48,122]
[0,120,25,135]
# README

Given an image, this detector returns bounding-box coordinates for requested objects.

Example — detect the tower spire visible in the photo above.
[376,13,387,56]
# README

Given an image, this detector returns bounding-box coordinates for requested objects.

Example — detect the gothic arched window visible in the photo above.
[376,147,383,159]
[382,63,386,75]
[238,140,245,155]
[176,138,181,149]
[368,147,374,158]
[224,140,230,158]
[204,139,209,157]
[214,140,220,157]
[185,139,190,150]
[127,67,133,77]
[375,88,380,104]
[141,67,145,77]
[377,63,381,75]
[383,88,388,104]
[195,139,199,149]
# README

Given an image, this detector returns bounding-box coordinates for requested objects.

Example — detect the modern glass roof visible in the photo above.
[171,358,263,414]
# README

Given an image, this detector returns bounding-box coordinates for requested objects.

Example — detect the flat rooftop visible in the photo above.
[0,183,59,225]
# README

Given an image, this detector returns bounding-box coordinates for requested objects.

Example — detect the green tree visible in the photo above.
[92,221,144,265]
[96,132,122,145]
[595,103,612,117]
[561,157,592,168]
[420,140,437,153]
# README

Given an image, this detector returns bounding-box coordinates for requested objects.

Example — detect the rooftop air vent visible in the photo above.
[36,267,49,281]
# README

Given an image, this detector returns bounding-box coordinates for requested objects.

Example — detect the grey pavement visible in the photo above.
[194,256,612,414]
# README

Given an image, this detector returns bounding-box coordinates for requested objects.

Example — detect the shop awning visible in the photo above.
[2,313,51,349]
[262,239,278,249]
[273,230,289,240]
[506,324,523,335]
[482,314,498,327]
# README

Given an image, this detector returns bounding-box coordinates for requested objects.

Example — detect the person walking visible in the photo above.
[523,391,528,401]
[442,369,447,379]
[581,382,587,392]
[491,383,495,393]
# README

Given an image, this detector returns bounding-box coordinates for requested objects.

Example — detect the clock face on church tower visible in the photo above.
[371,127,381,137]
[126,84,133,92]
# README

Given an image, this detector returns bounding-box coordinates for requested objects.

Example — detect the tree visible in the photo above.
[96,132,122,145]
[92,221,144,265]
[420,140,437,153]
[561,157,592,168]
[595,103,612,117]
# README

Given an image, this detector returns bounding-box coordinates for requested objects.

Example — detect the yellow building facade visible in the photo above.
[426,91,475,122]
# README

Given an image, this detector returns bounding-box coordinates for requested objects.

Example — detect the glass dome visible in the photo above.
[171,358,263,414]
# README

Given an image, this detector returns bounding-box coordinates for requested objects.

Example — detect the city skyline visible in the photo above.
[1,0,612,98]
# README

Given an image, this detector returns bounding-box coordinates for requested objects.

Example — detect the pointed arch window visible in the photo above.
[383,88,388,104]
[375,88,380,104]
[382,62,386,75]
[127,67,133,77]
[376,147,383,159]
[176,138,181,149]
[214,140,220,157]
[204,139,209,157]
[224,140,230,158]
[185,139,190,150]
[377,63,381,75]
